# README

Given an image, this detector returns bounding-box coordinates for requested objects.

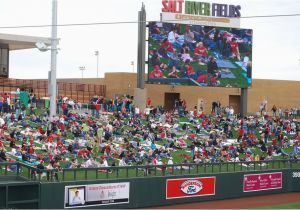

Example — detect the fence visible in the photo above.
[0,78,106,103]
[1,160,300,209]
[1,159,300,182]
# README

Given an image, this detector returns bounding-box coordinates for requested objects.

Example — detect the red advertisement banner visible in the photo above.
[243,172,282,192]
[166,177,216,199]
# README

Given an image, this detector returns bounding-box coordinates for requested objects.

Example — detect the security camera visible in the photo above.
[35,42,49,52]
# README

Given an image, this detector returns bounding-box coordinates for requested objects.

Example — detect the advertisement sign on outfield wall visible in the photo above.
[64,182,130,208]
[166,177,216,199]
[243,172,282,193]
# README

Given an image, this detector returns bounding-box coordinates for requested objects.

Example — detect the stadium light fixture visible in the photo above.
[35,42,49,52]
[95,51,99,78]
[79,66,86,79]
[131,61,135,72]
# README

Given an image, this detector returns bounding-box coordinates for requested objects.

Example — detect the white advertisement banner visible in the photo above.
[161,12,240,28]
[64,182,130,208]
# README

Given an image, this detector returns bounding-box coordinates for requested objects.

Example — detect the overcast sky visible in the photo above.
[0,0,300,80]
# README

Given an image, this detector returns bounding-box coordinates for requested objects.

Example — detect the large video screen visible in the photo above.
[148,22,252,88]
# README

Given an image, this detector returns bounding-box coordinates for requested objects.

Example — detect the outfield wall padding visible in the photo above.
[38,169,300,209]
[1,169,299,209]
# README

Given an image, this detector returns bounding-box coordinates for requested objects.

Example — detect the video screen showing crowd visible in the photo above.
[148,22,252,88]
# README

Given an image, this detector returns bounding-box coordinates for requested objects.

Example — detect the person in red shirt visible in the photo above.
[229,38,240,60]
[211,74,220,86]
[47,135,54,143]
[59,123,65,132]
[95,102,101,118]
[150,65,165,79]
[160,38,174,56]
[194,42,208,63]
[29,138,34,146]
[196,74,208,84]
[78,149,89,159]
[238,127,244,142]
[57,139,63,148]
[272,138,278,146]
[104,145,111,160]
[186,64,197,80]
[62,103,68,116]
[146,97,152,108]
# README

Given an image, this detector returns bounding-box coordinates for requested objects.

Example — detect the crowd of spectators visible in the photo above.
[0,93,299,180]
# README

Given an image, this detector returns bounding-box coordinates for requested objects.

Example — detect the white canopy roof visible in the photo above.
[0,33,51,50]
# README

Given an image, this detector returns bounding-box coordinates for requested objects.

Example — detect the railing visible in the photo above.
[0,78,106,103]
[1,159,300,182]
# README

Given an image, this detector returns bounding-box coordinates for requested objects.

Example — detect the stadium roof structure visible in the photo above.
[0,33,51,50]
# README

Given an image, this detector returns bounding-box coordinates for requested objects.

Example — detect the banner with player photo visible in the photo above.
[64,182,130,208]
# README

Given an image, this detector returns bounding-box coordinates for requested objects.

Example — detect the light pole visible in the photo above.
[50,0,58,117]
[79,66,86,79]
[131,61,134,73]
[95,51,99,78]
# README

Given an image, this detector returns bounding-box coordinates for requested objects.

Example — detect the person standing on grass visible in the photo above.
[294,140,299,156]
[0,95,3,113]
[97,125,104,144]
[146,97,152,108]
[271,105,277,117]
[31,94,37,109]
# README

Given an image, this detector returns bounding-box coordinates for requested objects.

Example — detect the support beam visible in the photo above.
[240,88,248,117]
[137,3,146,89]
[50,0,58,117]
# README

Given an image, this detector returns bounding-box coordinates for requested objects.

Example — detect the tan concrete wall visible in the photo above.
[101,73,300,114]
[145,84,241,113]
[34,73,300,114]
[104,73,139,99]
[57,78,105,85]
[33,78,105,85]
[248,79,300,113]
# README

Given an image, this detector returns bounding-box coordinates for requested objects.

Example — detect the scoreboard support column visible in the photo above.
[135,3,147,112]
[137,3,146,89]
[240,88,248,117]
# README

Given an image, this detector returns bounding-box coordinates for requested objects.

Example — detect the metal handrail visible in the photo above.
[1,159,298,182]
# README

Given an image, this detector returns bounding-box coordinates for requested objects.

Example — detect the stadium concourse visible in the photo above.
[0,92,299,179]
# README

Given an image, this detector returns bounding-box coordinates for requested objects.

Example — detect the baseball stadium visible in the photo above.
[0,0,300,209]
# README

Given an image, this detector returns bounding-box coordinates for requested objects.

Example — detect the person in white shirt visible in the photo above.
[135,107,140,115]
[0,117,5,126]
[85,158,93,168]
[119,157,127,167]
[229,107,234,117]
[167,157,174,174]
[168,28,183,48]
[168,29,179,43]
[167,157,174,165]
[102,158,109,167]
[7,96,10,107]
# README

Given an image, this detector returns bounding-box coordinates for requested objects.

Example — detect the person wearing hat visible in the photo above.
[150,65,165,79]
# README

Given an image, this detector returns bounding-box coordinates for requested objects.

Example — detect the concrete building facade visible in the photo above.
[101,72,300,114]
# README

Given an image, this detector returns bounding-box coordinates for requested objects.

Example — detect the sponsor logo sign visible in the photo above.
[161,0,241,18]
[243,172,282,193]
[292,171,300,178]
[166,177,215,199]
[64,182,130,208]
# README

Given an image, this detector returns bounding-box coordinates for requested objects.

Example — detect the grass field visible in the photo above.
[253,202,300,209]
